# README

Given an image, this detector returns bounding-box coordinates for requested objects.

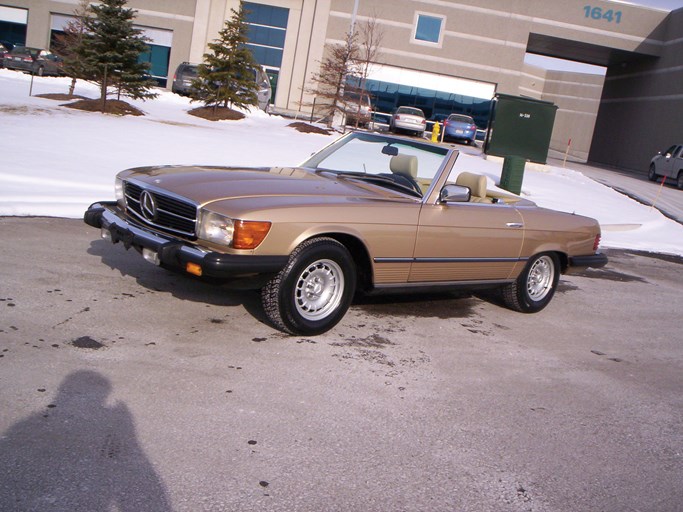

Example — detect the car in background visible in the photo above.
[342,91,372,127]
[368,111,392,132]
[389,106,427,136]
[0,41,13,67]
[2,46,63,76]
[172,62,272,111]
[442,114,478,145]
[649,144,683,189]
[84,131,607,336]
[171,62,199,96]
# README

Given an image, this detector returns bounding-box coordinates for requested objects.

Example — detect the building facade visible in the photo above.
[1,0,681,171]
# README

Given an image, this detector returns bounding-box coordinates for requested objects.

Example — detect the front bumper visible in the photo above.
[84,202,288,279]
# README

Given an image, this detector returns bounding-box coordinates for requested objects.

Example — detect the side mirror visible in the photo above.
[439,184,471,203]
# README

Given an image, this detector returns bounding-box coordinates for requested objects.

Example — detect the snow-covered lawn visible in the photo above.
[1,69,682,256]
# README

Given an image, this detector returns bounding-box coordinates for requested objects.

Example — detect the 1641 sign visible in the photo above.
[584,5,622,24]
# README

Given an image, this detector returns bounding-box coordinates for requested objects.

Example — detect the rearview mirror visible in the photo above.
[381,145,399,156]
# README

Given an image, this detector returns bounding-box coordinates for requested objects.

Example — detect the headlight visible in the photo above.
[199,211,235,246]
[115,177,125,208]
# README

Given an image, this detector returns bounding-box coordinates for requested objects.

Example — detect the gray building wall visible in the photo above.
[590,7,683,172]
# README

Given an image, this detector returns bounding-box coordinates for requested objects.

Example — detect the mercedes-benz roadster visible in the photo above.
[84,131,607,335]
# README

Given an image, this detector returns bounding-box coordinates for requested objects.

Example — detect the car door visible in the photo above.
[410,201,525,283]
[658,145,678,178]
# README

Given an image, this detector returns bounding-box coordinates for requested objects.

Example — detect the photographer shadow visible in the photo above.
[0,370,173,511]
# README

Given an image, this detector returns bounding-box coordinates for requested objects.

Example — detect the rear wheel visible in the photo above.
[261,237,356,336]
[677,172,683,190]
[501,253,559,313]
[36,66,44,76]
[648,164,658,181]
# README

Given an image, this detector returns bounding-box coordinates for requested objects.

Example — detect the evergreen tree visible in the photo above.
[192,2,259,112]
[77,0,157,108]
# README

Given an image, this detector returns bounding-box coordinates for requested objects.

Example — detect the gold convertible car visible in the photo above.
[84,131,607,335]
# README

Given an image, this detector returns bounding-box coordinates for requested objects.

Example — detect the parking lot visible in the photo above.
[1,217,681,511]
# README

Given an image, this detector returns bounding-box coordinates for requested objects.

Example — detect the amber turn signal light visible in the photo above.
[186,262,203,276]
[233,220,272,249]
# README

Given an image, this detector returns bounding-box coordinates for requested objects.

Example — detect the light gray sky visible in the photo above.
[525,0,682,74]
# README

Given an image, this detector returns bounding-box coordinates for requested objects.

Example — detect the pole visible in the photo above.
[563,138,572,167]
[650,175,667,211]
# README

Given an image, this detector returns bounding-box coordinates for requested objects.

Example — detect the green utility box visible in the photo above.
[499,156,526,195]
[484,94,557,164]
[483,94,557,194]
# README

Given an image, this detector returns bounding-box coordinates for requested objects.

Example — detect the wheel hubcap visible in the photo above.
[295,259,344,321]
[526,255,554,301]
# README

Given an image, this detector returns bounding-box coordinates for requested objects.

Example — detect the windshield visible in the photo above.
[301,132,450,196]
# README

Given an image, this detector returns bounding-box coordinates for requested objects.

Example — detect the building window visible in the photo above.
[413,13,444,46]
[243,2,289,104]
[0,6,28,47]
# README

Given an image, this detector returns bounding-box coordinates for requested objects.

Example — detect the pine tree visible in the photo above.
[192,2,259,112]
[77,0,157,109]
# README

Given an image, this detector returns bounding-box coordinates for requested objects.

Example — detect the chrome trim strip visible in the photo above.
[374,256,528,264]
[374,278,513,289]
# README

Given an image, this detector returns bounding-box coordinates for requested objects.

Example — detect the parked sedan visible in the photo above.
[443,114,478,145]
[84,132,607,336]
[648,144,683,189]
[390,106,427,136]
[0,41,13,67]
[2,46,63,76]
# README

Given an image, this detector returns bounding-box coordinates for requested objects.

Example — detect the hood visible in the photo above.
[118,165,411,207]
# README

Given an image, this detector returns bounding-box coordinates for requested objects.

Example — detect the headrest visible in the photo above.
[455,172,487,198]
[389,154,418,178]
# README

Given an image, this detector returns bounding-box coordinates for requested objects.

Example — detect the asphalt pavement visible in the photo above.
[1,218,682,511]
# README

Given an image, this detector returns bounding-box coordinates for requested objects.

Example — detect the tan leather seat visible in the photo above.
[390,154,418,179]
[455,172,493,203]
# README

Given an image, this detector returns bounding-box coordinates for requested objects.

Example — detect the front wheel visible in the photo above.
[501,253,559,313]
[648,164,658,182]
[677,172,683,190]
[261,237,356,336]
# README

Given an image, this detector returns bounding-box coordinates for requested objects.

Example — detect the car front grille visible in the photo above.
[124,181,198,238]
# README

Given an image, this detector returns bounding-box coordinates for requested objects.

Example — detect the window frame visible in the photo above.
[411,11,446,48]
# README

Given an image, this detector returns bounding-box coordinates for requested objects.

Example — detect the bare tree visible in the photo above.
[353,13,384,128]
[52,0,91,97]
[305,30,359,127]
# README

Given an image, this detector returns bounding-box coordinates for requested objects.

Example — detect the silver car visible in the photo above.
[648,144,683,189]
[390,106,427,136]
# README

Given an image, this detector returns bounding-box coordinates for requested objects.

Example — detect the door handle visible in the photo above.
[506,222,524,228]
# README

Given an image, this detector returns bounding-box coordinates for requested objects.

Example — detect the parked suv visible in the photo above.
[649,144,683,189]
[171,62,272,111]
[2,46,63,76]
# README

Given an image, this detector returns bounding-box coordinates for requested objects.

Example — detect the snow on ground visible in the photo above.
[1,69,682,256]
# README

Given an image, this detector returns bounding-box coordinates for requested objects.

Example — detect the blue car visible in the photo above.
[443,114,477,145]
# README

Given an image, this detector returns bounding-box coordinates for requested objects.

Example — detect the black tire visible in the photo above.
[36,66,44,76]
[677,172,683,190]
[261,237,356,336]
[648,164,658,182]
[501,253,559,313]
